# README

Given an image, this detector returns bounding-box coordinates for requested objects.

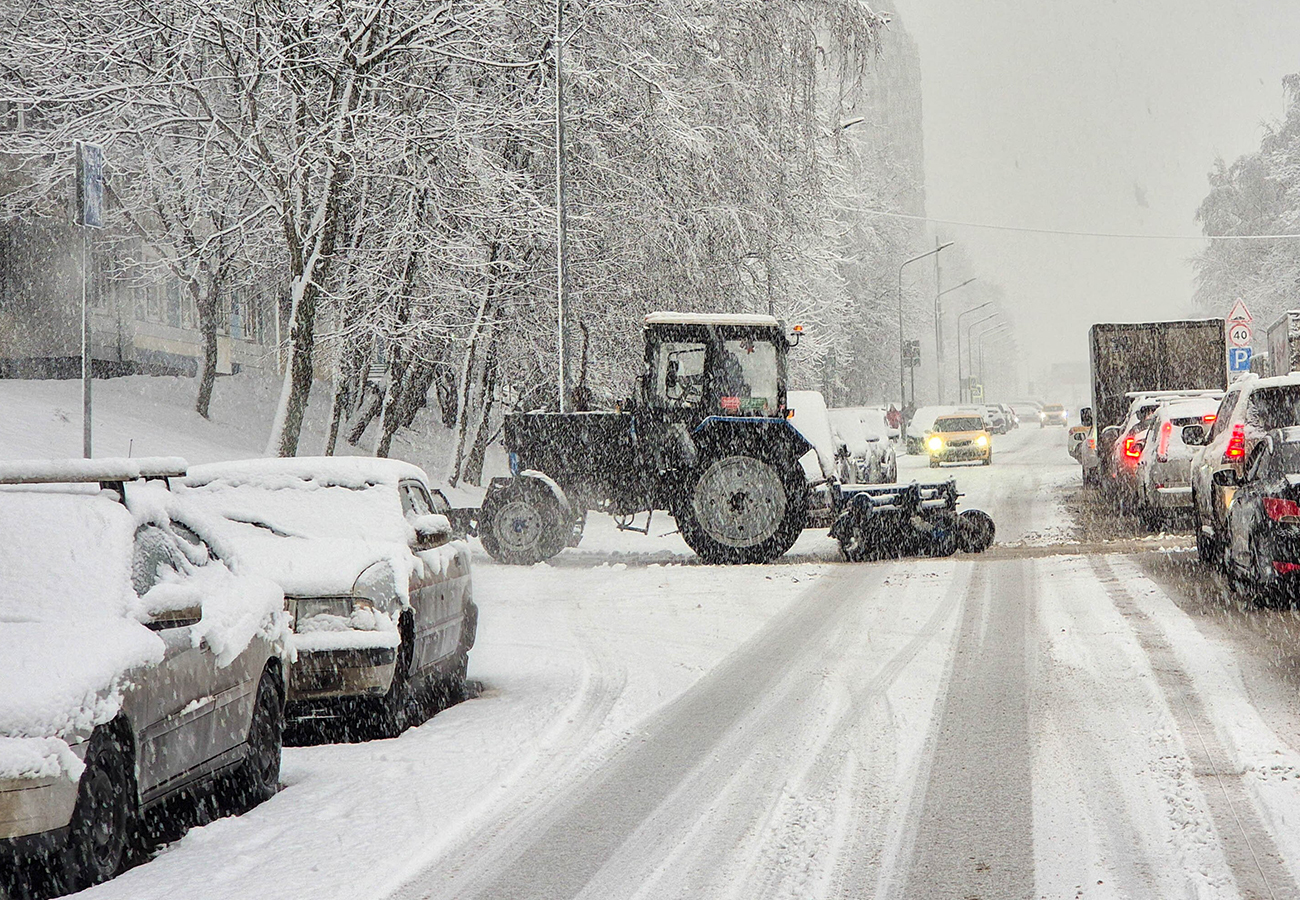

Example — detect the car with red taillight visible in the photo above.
[1221,427,1300,601]
[1189,374,1300,567]
[1133,397,1222,530]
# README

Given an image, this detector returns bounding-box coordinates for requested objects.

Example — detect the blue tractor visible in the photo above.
[478,313,814,565]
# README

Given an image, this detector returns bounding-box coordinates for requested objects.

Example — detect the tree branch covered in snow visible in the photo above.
[1,0,929,479]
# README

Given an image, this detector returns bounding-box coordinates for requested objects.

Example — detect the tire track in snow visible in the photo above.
[596,561,970,900]
[383,599,630,900]
[883,558,1036,900]
[1089,555,1299,900]
[396,562,963,900]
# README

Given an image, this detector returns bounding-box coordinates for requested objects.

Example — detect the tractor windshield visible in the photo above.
[714,339,779,414]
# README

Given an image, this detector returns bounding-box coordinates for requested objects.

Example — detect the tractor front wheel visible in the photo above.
[676,454,808,564]
[479,482,570,565]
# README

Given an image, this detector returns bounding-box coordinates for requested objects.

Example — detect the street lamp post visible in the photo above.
[935,277,976,406]
[898,241,953,443]
[962,310,1000,403]
[975,325,1012,400]
[955,300,994,403]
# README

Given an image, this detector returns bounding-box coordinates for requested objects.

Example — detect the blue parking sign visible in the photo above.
[1229,347,1252,372]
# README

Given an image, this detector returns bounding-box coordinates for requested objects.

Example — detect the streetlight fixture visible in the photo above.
[898,241,953,442]
[963,311,1000,402]
[934,276,976,405]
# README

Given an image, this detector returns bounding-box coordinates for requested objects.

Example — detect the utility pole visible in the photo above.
[554,0,568,413]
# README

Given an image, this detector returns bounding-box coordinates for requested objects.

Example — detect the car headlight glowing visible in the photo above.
[927,436,943,452]
[977,435,988,447]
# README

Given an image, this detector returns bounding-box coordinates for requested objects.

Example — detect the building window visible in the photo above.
[146,282,163,322]
[165,279,181,327]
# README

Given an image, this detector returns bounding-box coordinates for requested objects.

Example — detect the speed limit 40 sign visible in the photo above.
[1228,321,1252,348]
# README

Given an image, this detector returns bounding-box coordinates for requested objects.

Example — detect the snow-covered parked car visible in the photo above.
[827,406,897,483]
[0,458,289,893]
[788,390,844,527]
[181,458,477,738]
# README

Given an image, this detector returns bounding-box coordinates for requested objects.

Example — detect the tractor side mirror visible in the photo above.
[1079,407,1093,427]
[1212,469,1242,487]
[1181,424,1208,446]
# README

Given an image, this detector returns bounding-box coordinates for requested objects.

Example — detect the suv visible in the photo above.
[1191,374,1300,564]
[183,458,477,738]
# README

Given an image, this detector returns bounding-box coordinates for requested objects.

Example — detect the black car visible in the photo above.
[1222,427,1300,602]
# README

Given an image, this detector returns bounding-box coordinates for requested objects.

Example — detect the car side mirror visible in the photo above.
[1212,469,1241,487]
[1080,407,1093,427]
[1181,424,1208,446]
[412,513,452,549]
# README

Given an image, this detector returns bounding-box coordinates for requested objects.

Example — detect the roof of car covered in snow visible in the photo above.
[184,456,430,489]
[0,456,187,484]
[643,312,781,328]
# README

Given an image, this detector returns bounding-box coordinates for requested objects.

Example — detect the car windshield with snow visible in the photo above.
[180,458,476,739]
[0,461,287,893]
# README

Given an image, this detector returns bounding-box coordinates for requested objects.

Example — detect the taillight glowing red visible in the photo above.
[1274,561,1300,574]
[1263,497,1300,521]
[1203,414,1217,424]
[1156,420,1172,462]
[1224,423,1246,462]
[1123,436,1141,459]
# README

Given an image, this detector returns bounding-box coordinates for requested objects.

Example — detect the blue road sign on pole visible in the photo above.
[75,141,104,229]
[1229,347,1253,372]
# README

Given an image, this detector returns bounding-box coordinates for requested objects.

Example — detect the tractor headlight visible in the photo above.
[927,436,943,452]
[976,435,988,447]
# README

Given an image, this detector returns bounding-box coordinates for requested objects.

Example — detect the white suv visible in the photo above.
[1190,374,1300,564]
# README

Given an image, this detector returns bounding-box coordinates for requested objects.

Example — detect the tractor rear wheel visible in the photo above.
[479,483,569,565]
[676,453,808,564]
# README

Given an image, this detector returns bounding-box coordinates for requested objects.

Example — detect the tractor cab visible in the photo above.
[640,312,791,425]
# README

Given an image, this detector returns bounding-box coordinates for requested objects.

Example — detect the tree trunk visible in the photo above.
[192,280,218,419]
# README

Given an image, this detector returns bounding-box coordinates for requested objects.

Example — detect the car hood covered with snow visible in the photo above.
[180,460,422,601]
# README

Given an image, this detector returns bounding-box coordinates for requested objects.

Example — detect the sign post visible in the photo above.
[75,141,104,458]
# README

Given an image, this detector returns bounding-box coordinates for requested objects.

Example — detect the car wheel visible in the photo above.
[929,459,939,468]
[675,452,808,564]
[1138,505,1162,532]
[370,624,414,739]
[230,668,283,808]
[1248,535,1279,608]
[63,726,136,891]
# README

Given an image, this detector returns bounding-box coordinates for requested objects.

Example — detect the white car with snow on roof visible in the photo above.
[0,458,289,893]
[181,458,476,739]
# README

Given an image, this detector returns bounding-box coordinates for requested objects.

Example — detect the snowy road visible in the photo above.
[33,401,1300,900]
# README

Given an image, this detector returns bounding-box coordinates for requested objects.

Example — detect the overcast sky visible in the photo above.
[893,0,1300,386]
